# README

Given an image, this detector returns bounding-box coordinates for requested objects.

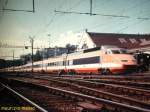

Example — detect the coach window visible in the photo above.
[69,60,73,65]
[59,61,63,66]
[73,56,100,65]
[65,61,68,66]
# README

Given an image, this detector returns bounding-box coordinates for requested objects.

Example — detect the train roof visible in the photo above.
[83,47,100,53]
[83,45,121,53]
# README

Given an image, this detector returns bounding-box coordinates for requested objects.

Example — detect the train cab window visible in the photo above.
[120,49,128,54]
[111,50,120,54]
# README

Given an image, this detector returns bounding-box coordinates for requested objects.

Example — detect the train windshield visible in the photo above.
[120,49,128,54]
[111,50,121,54]
[111,49,128,54]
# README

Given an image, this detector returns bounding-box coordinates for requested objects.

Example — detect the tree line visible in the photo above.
[0,44,77,69]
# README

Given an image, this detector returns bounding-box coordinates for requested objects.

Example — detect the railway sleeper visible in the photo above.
[5,79,150,112]
[4,77,150,111]
[78,86,150,109]
[15,77,150,104]
[24,77,150,108]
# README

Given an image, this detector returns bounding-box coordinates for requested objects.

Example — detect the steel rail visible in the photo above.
[0,82,48,112]
[9,78,150,112]
[39,77,150,106]
[41,76,150,95]
[58,79,149,107]
[86,79,150,89]
[54,77,150,93]
[33,77,150,109]
[12,75,150,96]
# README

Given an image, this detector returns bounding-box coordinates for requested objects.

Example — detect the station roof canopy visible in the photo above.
[87,32,150,52]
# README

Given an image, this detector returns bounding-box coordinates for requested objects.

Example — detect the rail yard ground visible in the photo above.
[0,72,150,112]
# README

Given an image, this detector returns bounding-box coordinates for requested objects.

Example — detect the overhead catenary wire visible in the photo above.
[34,0,149,42]
[117,19,146,33]
[33,0,67,37]
[73,0,150,33]
[54,0,130,18]
[60,0,125,33]
[54,10,130,18]
[39,2,150,40]
[115,0,150,33]
[0,0,5,21]
[54,0,131,18]
[4,0,8,9]
[34,13,56,37]
[37,0,150,40]
[66,0,84,11]
[0,0,8,10]
[34,0,64,37]
[55,0,150,19]
[0,0,35,13]
[35,0,83,38]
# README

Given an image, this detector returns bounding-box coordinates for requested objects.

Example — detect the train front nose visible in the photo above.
[115,54,137,65]
[120,59,137,65]
[119,55,137,72]
[112,54,137,73]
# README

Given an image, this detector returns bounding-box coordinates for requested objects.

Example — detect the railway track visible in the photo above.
[0,82,47,112]
[85,78,150,90]
[3,72,150,82]
[0,79,83,112]
[53,77,150,103]
[37,73,150,90]
[21,72,150,83]
[11,84,80,112]
[35,76,150,105]
[3,75,150,112]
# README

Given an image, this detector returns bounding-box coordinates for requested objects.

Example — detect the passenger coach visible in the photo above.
[1,45,137,75]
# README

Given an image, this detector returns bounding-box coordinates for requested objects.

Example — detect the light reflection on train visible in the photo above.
[1,45,137,75]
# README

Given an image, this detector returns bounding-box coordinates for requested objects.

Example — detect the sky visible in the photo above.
[0,0,150,60]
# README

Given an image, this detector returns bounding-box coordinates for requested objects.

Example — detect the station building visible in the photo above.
[77,31,150,53]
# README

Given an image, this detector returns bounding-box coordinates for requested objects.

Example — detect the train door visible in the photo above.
[63,56,67,72]
[45,63,48,72]
[100,49,112,74]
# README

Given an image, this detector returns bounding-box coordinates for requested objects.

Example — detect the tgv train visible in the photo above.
[1,45,137,75]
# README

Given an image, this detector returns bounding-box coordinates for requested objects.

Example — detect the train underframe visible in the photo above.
[32,65,137,75]
[11,64,137,75]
